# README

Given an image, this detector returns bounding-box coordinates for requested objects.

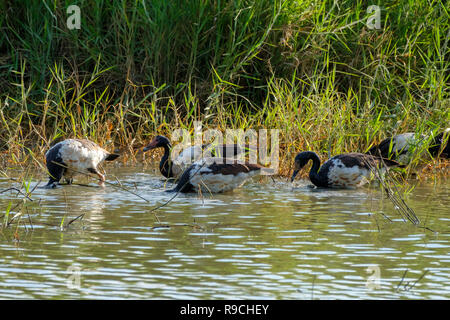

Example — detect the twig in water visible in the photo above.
[50,161,151,203]
[364,158,421,226]
[148,161,207,213]
[65,213,85,229]
[0,187,34,201]
[27,213,33,230]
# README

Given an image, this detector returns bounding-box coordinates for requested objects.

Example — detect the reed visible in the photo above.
[0,0,448,178]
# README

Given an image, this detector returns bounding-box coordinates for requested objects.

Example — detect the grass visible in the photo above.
[0,0,448,179]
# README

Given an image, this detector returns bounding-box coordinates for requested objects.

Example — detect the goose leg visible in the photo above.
[45,160,66,189]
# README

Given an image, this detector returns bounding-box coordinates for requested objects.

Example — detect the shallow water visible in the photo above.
[0,166,449,299]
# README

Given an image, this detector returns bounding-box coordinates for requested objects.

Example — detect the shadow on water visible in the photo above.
[0,166,449,299]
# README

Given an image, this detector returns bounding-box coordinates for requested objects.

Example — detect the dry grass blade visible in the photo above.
[0,187,34,202]
[364,158,421,226]
[148,161,207,213]
[50,161,151,203]
[65,213,85,229]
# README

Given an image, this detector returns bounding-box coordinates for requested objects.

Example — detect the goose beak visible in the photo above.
[291,170,299,182]
[143,139,158,152]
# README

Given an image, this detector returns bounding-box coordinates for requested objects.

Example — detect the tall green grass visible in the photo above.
[0,0,449,175]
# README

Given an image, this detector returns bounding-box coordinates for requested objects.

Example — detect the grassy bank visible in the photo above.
[0,0,449,178]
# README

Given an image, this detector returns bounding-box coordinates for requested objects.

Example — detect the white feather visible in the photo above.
[327,159,371,188]
[46,139,109,177]
[186,158,261,193]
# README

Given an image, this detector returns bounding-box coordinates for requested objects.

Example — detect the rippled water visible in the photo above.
[0,166,449,299]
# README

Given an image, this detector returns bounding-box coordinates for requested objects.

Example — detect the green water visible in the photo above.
[0,166,449,299]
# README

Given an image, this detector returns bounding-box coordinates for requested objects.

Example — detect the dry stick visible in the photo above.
[367,183,385,229]
[370,161,414,223]
[198,180,210,198]
[406,269,429,291]
[28,180,41,196]
[396,269,409,292]
[2,183,41,226]
[364,169,394,223]
[370,213,381,232]
[113,176,123,188]
[365,158,430,230]
[148,161,208,213]
[49,161,162,223]
[152,160,266,230]
[6,207,24,227]
[0,187,34,202]
[49,161,204,223]
[4,178,41,205]
[370,151,421,225]
[65,213,85,229]
[27,213,33,230]
[383,166,420,225]
[50,161,151,203]
[381,164,419,225]
[150,223,206,231]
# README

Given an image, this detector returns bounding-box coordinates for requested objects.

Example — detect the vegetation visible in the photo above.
[0,0,449,176]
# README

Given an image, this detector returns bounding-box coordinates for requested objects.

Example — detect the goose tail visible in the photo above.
[105,153,120,161]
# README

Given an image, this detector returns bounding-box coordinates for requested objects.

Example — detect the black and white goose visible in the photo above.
[168,158,263,193]
[290,152,404,189]
[143,135,252,179]
[367,132,425,162]
[45,139,119,188]
[428,128,449,158]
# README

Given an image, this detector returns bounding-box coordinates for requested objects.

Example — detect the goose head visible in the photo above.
[143,135,171,152]
[290,151,317,182]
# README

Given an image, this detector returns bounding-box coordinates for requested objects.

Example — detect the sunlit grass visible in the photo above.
[0,0,448,179]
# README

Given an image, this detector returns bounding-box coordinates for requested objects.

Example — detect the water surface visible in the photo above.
[0,166,449,299]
